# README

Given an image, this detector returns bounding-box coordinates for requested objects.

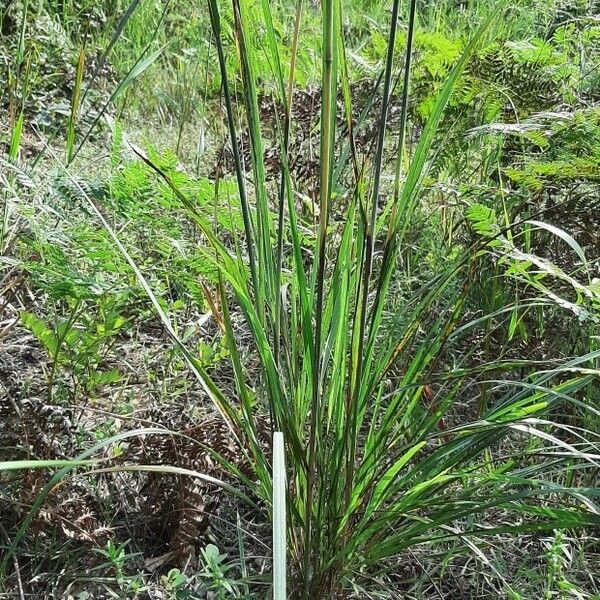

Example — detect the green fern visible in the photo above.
[466,203,500,237]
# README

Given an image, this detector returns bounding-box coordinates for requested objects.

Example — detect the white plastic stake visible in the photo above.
[272,431,286,599]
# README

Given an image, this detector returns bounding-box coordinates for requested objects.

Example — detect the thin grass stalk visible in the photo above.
[5,0,29,138]
[304,0,337,588]
[286,0,303,109]
[66,43,86,162]
[232,0,274,328]
[205,0,260,302]
[332,69,384,189]
[2,113,24,252]
[337,22,361,180]
[79,0,143,104]
[389,0,417,228]
[68,1,169,165]
[16,0,28,78]
[272,0,303,369]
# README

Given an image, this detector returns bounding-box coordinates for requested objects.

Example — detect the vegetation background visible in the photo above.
[1,0,599,597]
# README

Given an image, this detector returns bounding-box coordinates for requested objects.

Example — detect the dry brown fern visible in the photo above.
[120,406,271,568]
[0,395,112,545]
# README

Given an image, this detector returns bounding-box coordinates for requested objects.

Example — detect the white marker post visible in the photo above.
[272,431,286,599]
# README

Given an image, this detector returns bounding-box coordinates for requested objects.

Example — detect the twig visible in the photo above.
[0,522,25,600]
